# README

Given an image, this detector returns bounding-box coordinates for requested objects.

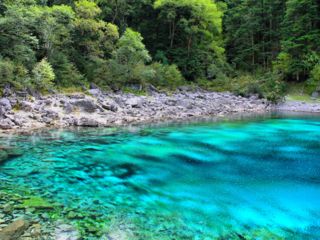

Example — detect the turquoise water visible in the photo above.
[1,114,320,239]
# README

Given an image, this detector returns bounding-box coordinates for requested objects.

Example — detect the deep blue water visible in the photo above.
[1,114,320,239]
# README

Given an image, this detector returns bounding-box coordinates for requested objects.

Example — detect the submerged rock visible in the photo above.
[0,150,9,163]
[111,163,140,179]
[55,224,80,240]
[6,148,23,158]
[0,218,30,240]
[0,147,23,164]
[105,229,134,240]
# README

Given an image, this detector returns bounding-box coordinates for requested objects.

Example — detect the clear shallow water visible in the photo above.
[1,114,320,239]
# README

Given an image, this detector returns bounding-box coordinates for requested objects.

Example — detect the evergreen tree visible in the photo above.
[279,0,320,81]
[32,58,55,91]
[224,0,285,70]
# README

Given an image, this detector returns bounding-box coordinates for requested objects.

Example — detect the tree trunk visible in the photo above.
[251,33,255,66]
[187,37,192,57]
[170,21,176,48]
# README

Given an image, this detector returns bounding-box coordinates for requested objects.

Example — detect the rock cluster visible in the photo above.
[0,192,79,240]
[0,89,270,131]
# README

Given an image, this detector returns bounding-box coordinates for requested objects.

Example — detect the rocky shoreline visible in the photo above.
[275,100,320,113]
[0,88,271,132]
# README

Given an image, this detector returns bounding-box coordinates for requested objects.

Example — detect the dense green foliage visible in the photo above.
[224,0,320,90]
[0,0,319,100]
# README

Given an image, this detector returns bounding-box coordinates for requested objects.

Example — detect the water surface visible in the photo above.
[1,114,320,239]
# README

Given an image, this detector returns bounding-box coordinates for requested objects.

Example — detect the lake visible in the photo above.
[1,114,320,239]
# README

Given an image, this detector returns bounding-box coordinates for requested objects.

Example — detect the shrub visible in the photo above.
[132,64,156,85]
[150,63,184,90]
[0,59,14,86]
[258,71,285,102]
[306,64,320,94]
[231,74,263,98]
[50,53,84,88]
[273,52,292,76]
[225,72,285,102]
[0,58,31,90]
[311,64,320,84]
[32,58,55,91]
[13,63,31,90]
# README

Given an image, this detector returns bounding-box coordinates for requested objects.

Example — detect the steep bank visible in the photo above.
[0,89,270,132]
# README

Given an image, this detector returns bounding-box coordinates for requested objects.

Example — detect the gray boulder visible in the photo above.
[89,82,99,89]
[40,110,59,124]
[0,118,15,129]
[165,99,177,106]
[100,99,118,112]
[2,85,12,97]
[73,99,98,113]
[62,116,76,126]
[146,84,159,95]
[15,91,28,98]
[0,98,12,111]
[20,101,34,112]
[0,106,6,118]
[43,110,59,120]
[125,97,144,108]
[7,115,24,126]
[311,91,319,98]
[63,102,74,114]
[88,88,102,97]
[69,94,85,99]
[76,117,99,127]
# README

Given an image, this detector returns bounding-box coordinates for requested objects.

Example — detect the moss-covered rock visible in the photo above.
[20,197,54,210]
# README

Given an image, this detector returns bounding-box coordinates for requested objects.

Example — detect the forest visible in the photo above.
[0,0,319,101]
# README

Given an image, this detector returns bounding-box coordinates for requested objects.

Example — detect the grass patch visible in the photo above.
[286,94,320,103]
[285,82,320,103]
[57,86,87,94]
